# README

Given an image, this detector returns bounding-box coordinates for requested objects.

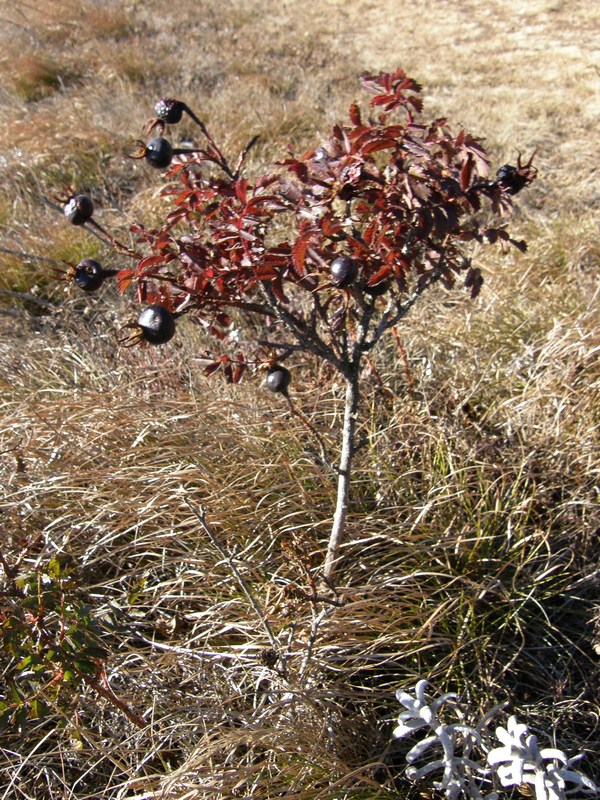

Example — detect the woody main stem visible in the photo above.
[322,370,360,582]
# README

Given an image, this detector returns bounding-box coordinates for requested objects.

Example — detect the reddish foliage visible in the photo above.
[113,69,536,379]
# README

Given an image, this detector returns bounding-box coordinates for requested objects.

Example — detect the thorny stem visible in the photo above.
[322,368,360,583]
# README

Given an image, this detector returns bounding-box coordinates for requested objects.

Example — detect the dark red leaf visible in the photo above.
[464,266,483,297]
[280,158,309,182]
[292,236,309,275]
[137,255,168,274]
[321,216,344,238]
[361,137,398,155]
[349,103,362,126]
[366,265,391,286]
[463,135,490,177]
[460,153,474,192]
[231,356,247,384]
[203,361,222,377]
[254,265,278,281]
[509,238,528,252]
[235,178,248,204]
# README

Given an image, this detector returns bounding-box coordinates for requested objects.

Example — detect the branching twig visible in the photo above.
[184,499,282,660]
[299,605,333,681]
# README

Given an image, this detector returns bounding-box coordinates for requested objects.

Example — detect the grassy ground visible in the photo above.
[0,1,598,798]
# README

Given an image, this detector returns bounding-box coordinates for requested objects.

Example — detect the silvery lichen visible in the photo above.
[393,681,598,800]
[487,716,598,800]
[393,679,497,800]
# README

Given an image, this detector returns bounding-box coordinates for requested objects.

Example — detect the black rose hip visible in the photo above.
[330,255,358,288]
[138,305,176,344]
[265,365,292,395]
[64,194,94,226]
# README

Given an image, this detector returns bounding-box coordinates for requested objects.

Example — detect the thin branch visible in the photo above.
[0,247,64,267]
[86,671,146,729]
[299,606,332,681]
[183,104,236,179]
[87,219,139,258]
[261,284,343,370]
[184,500,282,659]
[195,295,273,317]
[362,287,424,352]
[361,254,450,354]
[41,196,139,258]
[257,339,311,354]
[0,289,55,310]
[234,134,261,179]
[132,633,251,663]
[0,308,26,318]
[284,394,335,472]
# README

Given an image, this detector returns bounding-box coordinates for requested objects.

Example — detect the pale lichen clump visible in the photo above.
[393,680,598,800]
[487,716,598,800]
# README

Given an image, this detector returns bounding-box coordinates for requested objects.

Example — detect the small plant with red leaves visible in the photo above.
[52,69,536,585]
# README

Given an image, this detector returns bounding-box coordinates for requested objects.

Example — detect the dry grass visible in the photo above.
[1,0,599,798]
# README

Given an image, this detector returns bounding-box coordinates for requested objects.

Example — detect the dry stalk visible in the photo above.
[183,498,282,658]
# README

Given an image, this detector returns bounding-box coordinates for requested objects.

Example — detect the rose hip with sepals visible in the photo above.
[64,194,94,226]
[496,164,528,195]
[495,152,538,196]
[127,136,207,170]
[72,259,118,292]
[51,257,118,292]
[265,365,292,395]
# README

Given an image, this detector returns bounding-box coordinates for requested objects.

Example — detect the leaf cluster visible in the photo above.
[0,555,110,728]
[115,69,534,381]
